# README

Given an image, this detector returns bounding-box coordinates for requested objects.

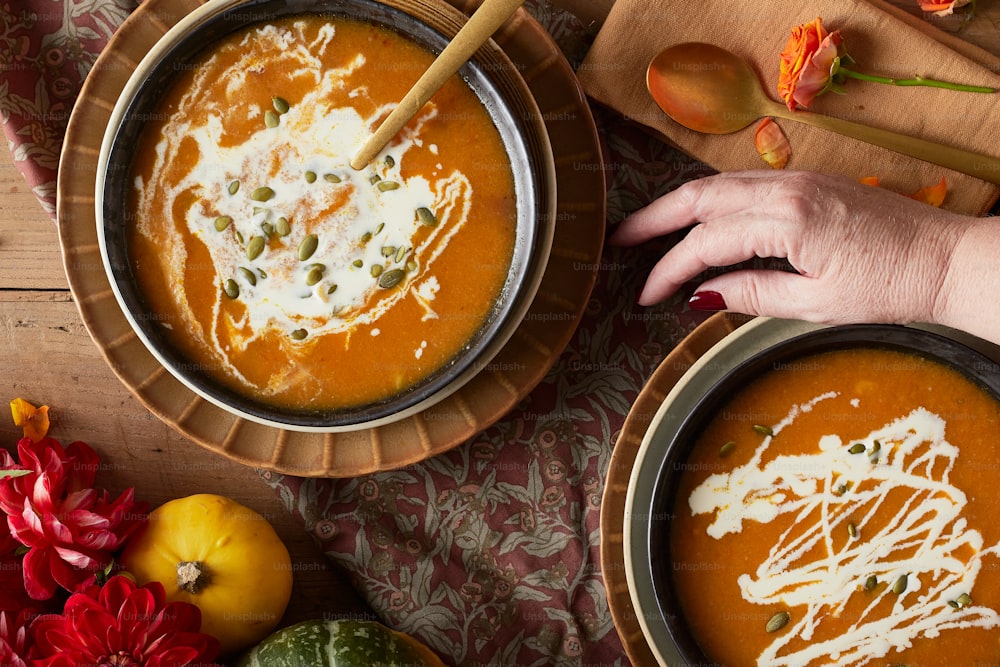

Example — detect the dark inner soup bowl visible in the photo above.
[97,0,555,431]
[645,324,1000,665]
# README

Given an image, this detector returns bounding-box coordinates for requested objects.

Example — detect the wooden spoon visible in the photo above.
[646,42,1000,185]
[350,0,526,170]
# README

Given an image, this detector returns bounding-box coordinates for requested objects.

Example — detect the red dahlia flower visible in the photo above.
[0,437,147,600]
[31,575,220,667]
[0,609,36,667]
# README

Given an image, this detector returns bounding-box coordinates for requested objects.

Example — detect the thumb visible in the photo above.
[687,270,831,322]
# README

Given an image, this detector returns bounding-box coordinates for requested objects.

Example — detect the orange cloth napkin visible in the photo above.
[578,0,1000,215]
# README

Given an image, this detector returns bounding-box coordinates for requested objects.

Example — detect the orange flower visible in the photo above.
[918,0,972,16]
[9,399,49,443]
[778,17,844,111]
[754,118,791,169]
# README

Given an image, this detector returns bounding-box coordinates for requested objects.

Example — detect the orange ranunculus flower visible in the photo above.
[918,0,971,16]
[778,17,844,111]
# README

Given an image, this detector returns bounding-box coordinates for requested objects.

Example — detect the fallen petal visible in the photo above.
[908,176,948,207]
[754,118,792,169]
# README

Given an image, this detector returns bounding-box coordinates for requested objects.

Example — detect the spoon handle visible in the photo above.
[770,103,1000,186]
[350,0,526,170]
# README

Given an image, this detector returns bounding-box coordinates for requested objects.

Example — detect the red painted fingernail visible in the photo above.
[688,291,727,311]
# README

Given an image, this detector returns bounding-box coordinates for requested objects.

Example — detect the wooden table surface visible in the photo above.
[1,0,997,645]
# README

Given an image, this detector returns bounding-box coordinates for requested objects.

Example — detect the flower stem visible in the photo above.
[838,67,994,93]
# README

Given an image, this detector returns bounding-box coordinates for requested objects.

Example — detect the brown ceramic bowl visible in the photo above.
[95,0,555,431]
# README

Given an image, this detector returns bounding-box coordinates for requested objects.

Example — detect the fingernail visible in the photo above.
[689,291,727,311]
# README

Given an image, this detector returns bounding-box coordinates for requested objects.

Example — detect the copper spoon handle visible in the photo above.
[765,100,1000,186]
[350,0,526,170]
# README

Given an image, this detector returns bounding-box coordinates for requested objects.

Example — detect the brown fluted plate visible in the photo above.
[57,0,605,477]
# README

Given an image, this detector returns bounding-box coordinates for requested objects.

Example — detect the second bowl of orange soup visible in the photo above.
[97,0,555,430]
[642,323,1000,666]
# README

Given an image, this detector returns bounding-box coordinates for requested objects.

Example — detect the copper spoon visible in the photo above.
[350,0,526,170]
[646,42,1000,185]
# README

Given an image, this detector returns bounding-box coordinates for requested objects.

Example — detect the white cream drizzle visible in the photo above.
[133,21,474,391]
[688,393,1000,666]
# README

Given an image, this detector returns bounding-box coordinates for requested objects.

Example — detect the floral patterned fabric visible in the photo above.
[1,0,708,664]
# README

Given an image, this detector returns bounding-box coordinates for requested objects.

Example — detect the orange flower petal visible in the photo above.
[754,118,791,169]
[907,176,947,207]
[859,176,946,207]
[10,398,50,442]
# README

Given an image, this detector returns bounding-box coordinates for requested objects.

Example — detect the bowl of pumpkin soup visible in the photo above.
[629,321,1000,666]
[96,0,555,430]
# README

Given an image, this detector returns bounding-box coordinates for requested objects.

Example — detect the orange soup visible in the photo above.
[127,16,517,411]
[671,347,1000,666]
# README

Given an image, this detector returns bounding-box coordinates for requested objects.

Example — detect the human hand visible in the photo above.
[611,170,974,328]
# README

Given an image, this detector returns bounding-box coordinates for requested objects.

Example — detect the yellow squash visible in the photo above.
[121,493,293,656]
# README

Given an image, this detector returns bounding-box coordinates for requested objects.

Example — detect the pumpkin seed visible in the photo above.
[375,222,384,235]
[382,246,396,257]
[352,259,363,268]
[298,234,318,261]
[264,110,279,128]
[227,180,240,195]
[251,186,275,202]
[394,246,407,263]
[892,574,908,595]
[870,440,881,463]
[719,441,736,458]
[376,180,400,192]
[765,611,789,633]
[306,265,324,286]
[238,267,257,286]
[378,268,405,289]
[384,155,395,168]
[948,600,960,609]
[416,206,437,226]
[849,443,867,455]
[848,522,858,538]
[272,96,290,114]
[957,593,973,608]
[405,260,417,272]
[290,328,308,340]
[261,221,275,237]
[371,264,383,277]
[275,217,291,237]
[246,235,265,261]
[214,215,232,232]
[368,174,381,185]
[305,170,317,183]
[864,575,878,592]
[324,173,341,183]
[361,231,372,243]
[752,424,773,436]
[236,230,244,244]
[834,482,852,496]
[327,284,338,294]
[223,279,239,299]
